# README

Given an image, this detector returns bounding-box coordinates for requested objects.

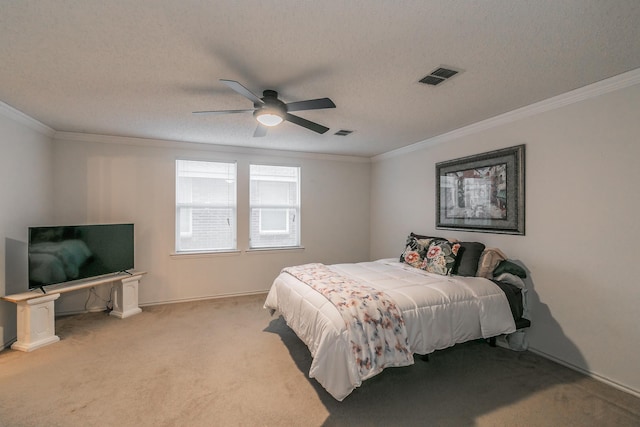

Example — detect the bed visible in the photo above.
[264,234,530,401]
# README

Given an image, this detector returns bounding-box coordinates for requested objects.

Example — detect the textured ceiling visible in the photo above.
[1,1,639,157]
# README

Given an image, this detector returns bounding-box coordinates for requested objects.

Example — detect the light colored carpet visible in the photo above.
[1,294,639,426]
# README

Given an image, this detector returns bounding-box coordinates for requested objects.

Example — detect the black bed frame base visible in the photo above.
[419,337,496,362]
[419,318,530,362]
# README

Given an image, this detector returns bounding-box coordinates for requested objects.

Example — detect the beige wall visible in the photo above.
[50,136,371,311]
[0,106,54,346]
[370,79,640,395]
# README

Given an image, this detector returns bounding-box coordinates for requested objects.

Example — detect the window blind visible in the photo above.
[176,160,237,252]
[249,164,300,249]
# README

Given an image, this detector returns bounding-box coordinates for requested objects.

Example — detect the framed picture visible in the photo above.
[436,145,525,235]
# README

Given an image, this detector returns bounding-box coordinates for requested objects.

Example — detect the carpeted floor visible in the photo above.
[1,294,639,426]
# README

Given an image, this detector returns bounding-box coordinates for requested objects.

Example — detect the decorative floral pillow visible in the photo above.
[399,234,433,268]
[422,240,461,275]
[401,249,423,268]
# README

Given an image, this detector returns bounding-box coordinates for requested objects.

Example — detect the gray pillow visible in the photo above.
[452,242,486,276]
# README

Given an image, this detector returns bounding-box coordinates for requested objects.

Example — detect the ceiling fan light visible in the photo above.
[256,112,284,127]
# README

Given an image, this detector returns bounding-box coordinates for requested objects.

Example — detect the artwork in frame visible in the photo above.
[436,145,525,235]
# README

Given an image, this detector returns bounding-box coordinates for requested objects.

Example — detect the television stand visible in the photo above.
[1,271,146,352]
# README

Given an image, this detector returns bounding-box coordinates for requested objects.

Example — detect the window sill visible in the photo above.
[245,246,305,255]
[170,246,305,258]
[170,250,241,259]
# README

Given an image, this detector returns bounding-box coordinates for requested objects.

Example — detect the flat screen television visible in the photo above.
[28,223,134,291]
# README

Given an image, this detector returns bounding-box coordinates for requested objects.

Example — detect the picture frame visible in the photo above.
[436,145,525,235]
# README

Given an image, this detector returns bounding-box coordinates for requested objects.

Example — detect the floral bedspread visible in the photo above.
[282,263,414,380]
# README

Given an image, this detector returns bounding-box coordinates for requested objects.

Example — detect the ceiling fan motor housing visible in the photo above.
[254,90,287,121]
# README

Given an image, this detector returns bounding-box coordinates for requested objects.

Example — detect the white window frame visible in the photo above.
[249,164,300,249]
[175,159,237,253]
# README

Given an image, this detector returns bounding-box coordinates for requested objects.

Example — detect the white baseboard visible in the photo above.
[139,290,269,308]
[54,307,109,317]
[50,290,269,316]
[529,347,640,399]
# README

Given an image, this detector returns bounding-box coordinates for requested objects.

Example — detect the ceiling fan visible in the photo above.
[193,79,336,137]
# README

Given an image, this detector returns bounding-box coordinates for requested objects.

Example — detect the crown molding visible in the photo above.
[373,67,640,162]
[0,101,55,137]
[53,131,371,164]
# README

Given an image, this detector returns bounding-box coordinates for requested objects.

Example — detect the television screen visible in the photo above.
[28,223,134,289]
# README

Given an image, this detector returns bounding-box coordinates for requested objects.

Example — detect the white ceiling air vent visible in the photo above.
[419,66,462,86]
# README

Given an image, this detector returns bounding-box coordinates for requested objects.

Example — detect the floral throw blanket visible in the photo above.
[282,263,414,380]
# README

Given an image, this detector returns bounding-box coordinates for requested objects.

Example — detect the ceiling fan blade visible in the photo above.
[220,79,264,105]
[286,98,336,112]
[285,113,330,134]
[253,124,268,137]
[192,109,254,114]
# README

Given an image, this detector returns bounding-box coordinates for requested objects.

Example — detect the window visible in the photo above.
[176,160,237,252]
[250,164,300,249]
[259,208,290,234]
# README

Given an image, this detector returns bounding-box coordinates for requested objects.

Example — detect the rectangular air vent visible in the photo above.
[419,75,446,86]
[430,67,459,79]
[419,66,462,86]
[334,130,353,136]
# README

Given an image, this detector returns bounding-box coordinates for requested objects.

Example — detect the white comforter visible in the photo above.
[264,259,517,401]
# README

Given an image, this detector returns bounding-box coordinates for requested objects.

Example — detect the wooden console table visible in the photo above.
[1,271,146,352]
